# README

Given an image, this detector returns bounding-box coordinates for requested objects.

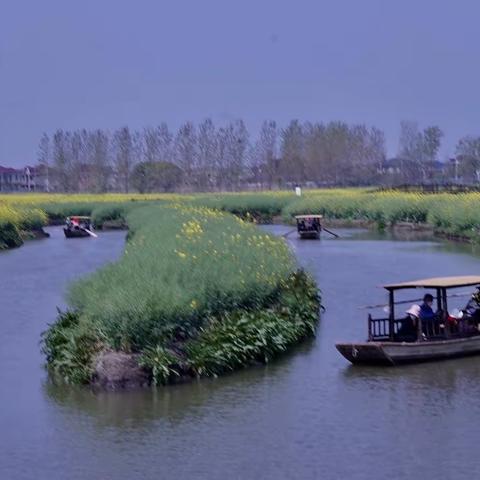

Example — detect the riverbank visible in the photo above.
[42,203,320,388]
[0,204,48,249]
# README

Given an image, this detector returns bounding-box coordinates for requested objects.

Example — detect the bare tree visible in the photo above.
[143,127,159,164]
[89,130,110,193]
[69,131,84,192]
[224,120,249,190]
[157,123,173,163]
[113,126,134,192]
[174,122,197,190]
[398,121,443,181]
[253,120,278,188]
[280,120,305,185]
[37,133,51,192]
[52,130,71,192]
[197,118,217,190]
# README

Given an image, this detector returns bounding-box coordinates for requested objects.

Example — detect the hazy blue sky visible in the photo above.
[1,0,479,166]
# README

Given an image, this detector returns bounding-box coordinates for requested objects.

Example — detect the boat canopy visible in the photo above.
[295,214,323,219]
[383,275,480,290]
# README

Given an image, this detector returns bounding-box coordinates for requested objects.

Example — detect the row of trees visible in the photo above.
[392,121,480,184]
[36,119,388,192]
[37,118,480,192]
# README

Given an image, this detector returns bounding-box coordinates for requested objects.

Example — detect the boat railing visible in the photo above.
[422,318,444,339]
[368,315,404,341]
[368,314,446,342]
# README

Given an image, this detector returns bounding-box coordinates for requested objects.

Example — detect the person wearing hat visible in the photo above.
[406,304,421,320]
[397,304,422,342]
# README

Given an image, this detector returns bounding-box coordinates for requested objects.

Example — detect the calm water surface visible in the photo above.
[2,226,480,480]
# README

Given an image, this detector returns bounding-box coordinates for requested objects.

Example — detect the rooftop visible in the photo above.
[383,275,480,290]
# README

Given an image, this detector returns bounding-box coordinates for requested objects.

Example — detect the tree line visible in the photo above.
[36,118,480,192]
[36,119,386,192]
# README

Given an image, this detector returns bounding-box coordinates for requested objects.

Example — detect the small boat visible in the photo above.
[336,276,480,365]
[63,216,96,238]
[295,215,322,239]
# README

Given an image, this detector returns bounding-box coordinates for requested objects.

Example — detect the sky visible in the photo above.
[1,0,480,166]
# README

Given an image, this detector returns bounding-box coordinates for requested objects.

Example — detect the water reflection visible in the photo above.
[44,338,317,428]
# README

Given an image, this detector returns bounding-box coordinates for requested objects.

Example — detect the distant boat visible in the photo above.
[336,276,480,365]
[63,216,97,238]
[295,215,322,239]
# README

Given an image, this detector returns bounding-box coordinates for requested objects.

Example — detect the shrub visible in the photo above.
[138,345,181,385]
[41,310,103,384]
[185,270,319,377]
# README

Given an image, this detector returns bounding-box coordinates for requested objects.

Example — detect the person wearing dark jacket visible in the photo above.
[420,294,438,336]
[420,294,435,320]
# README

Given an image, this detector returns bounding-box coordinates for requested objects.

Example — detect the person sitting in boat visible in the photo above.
[71,217,80,229]
[459,287,480,332]
[463,287,480,318]
[397,304,421,341]
[420,293,442,336]
[420,294,435,320]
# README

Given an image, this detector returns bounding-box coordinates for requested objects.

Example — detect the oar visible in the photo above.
[282,228,297,238]
[322,227,339,238]
[84,228,98,238]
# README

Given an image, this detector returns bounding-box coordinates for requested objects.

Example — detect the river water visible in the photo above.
[2,226,480,480]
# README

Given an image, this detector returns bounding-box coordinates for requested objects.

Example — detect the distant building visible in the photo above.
[378,158,403,175]
[0,165,50,192]
[0,166,27,192]
[378,158,447,184]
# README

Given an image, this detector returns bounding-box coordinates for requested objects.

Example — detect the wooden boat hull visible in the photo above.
[336,335,480,366]
[298,230,321,239]
[63,228,91,238]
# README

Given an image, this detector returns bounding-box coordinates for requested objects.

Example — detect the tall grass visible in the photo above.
[190,192,296,221]
[42,203,320,384]
[0,203,47,248]
[68,203,296,351]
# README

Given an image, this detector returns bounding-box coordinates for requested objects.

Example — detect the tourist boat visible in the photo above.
[336,276,480,365]
[295,215,322,239]
[63,216,96,238]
